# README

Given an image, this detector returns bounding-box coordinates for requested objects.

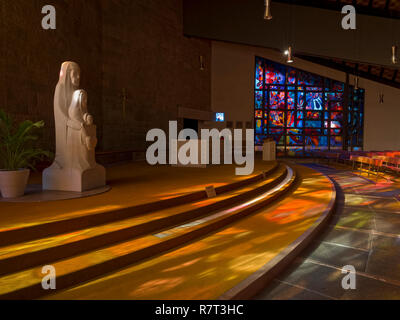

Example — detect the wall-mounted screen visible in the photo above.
[216,113,225,122]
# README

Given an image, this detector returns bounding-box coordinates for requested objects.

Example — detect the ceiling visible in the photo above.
[273,0,400,88]
[274,0,400,19]
[183,0,400,87]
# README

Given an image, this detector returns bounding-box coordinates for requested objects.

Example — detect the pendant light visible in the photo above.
[264,0,272,20]
[284,46,294,63]
[199,55,205,71]
[392,45,398,64]
[354,76,359,90]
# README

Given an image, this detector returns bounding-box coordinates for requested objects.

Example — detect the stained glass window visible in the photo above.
[265,62,286,84]
[254,57,365,156]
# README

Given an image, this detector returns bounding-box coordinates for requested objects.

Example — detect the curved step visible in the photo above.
[0,164,288,276]
[45,164,335,301]
[0,166,296,299]
[0,162,279,247]
[221,164,337,300]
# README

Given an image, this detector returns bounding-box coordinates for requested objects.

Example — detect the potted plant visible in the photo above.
[0,109,52,198]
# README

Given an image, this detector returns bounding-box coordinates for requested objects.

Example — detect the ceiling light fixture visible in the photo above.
[392,45,398,64]
[264,0,272,20]
[354,76,359,90]
[199,55,205,71]
[284,46,294,63]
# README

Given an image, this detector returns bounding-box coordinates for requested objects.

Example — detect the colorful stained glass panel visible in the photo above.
[269,111,285,127]
[254,57,364,153]
[287,92,295,109]
[255,59,264,89]
[269,91,285,109]
[255,91,263,109]
[265,62,285,84]
[287,135,303,146]
[306,93,323,110]
[298,71,323,86]
[255,119,262,134]
[287,68,296,85]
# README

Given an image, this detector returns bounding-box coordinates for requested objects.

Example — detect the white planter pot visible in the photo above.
[0,169,30,199]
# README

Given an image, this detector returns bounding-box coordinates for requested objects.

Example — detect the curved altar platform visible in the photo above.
[0,160,337,300]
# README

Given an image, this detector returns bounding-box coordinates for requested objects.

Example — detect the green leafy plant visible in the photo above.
[0,109,52,171]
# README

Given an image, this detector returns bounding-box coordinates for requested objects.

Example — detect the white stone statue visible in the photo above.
[43,62,106,192]
[53,61,80,169]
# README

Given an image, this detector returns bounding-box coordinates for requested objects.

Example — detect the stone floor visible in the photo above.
[256,163,400,300]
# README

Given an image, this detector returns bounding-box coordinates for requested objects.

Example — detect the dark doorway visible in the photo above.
[183,118,199,133]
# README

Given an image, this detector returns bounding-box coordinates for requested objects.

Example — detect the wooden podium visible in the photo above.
[263,140,276,161]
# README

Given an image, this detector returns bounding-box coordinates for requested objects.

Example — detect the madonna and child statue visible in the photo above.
[43,62,106,192]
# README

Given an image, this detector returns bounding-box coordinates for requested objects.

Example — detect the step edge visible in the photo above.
[0,166,288,276]
[0,166,295,300]
[218,165,337,300]
[0,162,280,247]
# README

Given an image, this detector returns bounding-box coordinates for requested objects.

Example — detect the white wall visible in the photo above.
[211,40,400,151]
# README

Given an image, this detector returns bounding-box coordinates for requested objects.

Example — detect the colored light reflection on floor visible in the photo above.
[0,161,275,233]
[46,165,334,300]
[255,163,400,300]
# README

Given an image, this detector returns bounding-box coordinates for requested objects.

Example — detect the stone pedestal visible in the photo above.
[43,165,106,192]
[263,141,276,161]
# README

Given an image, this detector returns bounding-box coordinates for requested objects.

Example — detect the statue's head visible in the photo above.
[60,61,80,88]
[84,114,94,125]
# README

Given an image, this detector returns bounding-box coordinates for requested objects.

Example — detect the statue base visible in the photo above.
[0,184,111,203]
[43,165,106,192]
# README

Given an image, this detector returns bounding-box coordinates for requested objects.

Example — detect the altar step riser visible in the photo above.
[0,166,296,300]
[0,166,288,276]
[0,163,279,247]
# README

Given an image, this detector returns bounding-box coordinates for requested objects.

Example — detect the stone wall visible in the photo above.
[0,0,103,149]
[100,0,211,151]
[0,0,211,153]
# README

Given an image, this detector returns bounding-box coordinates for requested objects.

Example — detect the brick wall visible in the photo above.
[0,0,211,152]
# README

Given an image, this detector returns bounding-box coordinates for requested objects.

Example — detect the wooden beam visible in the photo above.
[296,54,400,89]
